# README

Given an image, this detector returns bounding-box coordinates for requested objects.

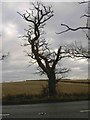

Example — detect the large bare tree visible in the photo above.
[18,2,73,96]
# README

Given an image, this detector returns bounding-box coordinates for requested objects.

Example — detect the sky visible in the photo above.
[0,0,89,82]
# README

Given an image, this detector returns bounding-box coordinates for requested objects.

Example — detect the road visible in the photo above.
[1,101,89,118]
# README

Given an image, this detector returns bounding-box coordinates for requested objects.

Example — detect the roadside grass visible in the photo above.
[1,79,90,104]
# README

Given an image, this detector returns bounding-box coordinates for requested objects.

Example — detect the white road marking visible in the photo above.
[0,113,10,117]
[38,112,46,115]
[80,110,90,113]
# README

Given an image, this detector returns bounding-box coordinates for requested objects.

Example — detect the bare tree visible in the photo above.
[0,52,9,60]
[57,1,90,59]
[63,42,89,59]
[18,2,72,96]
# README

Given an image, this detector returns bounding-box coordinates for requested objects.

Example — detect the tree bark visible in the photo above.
[47,68,56,96]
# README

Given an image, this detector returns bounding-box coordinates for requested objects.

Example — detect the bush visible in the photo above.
[41,85,49,97]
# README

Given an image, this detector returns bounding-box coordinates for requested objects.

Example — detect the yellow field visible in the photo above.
[0,84,2,99]
[2,80,47,98]
[1,80,89,99]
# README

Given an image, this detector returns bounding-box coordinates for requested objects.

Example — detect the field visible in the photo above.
[1,79,90,104]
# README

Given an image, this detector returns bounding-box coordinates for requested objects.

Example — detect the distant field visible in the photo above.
[0,84,2,100]
[2,79,89,100]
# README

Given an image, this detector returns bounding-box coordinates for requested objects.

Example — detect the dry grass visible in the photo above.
[2,79,89,99]
[57,82,88,95]
[0,84,2,99]
[2,80,47,98]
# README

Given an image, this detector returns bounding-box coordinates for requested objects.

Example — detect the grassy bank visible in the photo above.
[2,79,90,104]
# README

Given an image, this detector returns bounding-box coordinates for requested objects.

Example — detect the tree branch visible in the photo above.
[56,24,90,34]
[52,46,62,69]
[79,1,90,4]
[80,14,90,18]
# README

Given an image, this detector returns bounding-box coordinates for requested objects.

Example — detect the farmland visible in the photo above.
[1,79,90,104]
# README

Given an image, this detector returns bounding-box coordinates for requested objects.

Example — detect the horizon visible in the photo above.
[1,78,89,84]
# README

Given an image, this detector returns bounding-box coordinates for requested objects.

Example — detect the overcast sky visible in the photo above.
[0,0,88,82]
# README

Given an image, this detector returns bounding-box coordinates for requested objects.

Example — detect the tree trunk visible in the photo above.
[47,68,56,96]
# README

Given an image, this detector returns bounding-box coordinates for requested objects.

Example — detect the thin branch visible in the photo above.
[56,24,90,34]
[17,12,24,17]
[78,1,90,4]
[80,14,90,18]
[52,46,62,69]
[82,29,90,40]
[27,61,37,67]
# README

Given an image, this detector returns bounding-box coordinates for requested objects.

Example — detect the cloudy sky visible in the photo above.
[0,0,88,82]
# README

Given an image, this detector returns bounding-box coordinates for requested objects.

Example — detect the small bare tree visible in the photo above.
[0,52,9,60]
[18,2,72,96]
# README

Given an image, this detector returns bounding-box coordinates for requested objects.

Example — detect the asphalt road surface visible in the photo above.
[1,101,89,118]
